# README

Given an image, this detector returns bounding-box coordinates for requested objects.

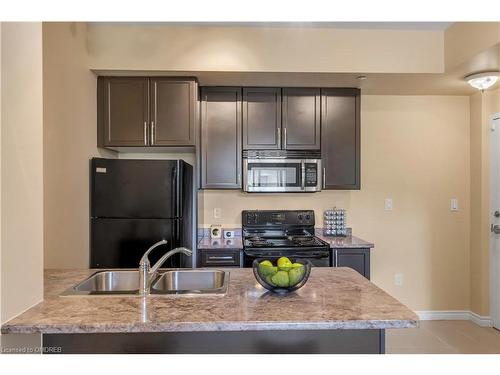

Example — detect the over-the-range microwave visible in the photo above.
[243,150,322,193]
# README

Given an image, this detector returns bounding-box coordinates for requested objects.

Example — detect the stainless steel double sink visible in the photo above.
[61,269,229,297]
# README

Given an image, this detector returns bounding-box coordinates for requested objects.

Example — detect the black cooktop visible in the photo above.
[244,234,327,249]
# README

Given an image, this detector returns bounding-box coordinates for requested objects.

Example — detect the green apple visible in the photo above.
[271,271,290,288]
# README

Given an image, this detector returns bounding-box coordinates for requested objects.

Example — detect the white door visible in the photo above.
[490,113,500,330]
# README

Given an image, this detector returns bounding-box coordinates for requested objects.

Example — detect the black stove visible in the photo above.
[242,210,331,267]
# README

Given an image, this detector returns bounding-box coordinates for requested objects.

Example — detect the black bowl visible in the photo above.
[252,258,312,293]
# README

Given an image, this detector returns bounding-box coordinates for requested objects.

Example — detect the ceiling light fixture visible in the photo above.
[465,72,500,91]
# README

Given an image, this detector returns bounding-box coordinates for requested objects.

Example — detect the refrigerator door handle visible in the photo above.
[177,162,182,218]
[175,219,181,247]
[171,163,181,218]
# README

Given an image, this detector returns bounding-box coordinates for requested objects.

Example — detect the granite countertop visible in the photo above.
[1,268,417,335]
[315,233,375,249]
[197,236,243,250]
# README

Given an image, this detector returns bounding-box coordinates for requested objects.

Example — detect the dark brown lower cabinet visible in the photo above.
[43,329,385,354]
[200,87,242,189]
[334,248,370,279]
[321,88,360,189]
[198,249,242,267]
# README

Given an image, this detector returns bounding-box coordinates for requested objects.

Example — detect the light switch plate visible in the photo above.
[451,199,459,211]
[213,208,222,219]
[384,198,393,211]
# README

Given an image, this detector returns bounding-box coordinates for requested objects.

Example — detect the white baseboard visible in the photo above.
[416,310,492,327]
[469,312,494,327]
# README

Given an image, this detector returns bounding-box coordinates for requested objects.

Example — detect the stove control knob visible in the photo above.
[305,214,311,221]
[298,214,303,221]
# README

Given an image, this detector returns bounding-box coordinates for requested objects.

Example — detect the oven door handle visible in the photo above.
[292,253,329,259]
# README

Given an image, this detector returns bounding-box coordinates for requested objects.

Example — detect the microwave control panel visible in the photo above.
[305,163,318,187]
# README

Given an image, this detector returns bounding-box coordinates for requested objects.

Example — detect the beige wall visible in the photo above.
[1,23,44,323]
[43,23,115,269]
[87,24,444,74]
[200,95,471,311]
[470,88,500,316]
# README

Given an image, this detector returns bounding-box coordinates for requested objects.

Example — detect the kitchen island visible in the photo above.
[1,268,418,354]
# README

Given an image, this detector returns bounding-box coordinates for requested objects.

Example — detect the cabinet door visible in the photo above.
[335,248,370,279]
[98,77,149,147]
[200,87,242,189]
[242,88,281,150]
[150,78,197,146]
[321,88,360,189]
[282,88,321,150]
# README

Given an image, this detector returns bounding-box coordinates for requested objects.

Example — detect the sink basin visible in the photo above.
[61,270,141,296]
[151,270,229,295]
[61,269,229,296]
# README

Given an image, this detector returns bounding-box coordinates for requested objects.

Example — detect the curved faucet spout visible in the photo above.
[138,241,193,296]
[139,239,169,268]
[150,247,193,275]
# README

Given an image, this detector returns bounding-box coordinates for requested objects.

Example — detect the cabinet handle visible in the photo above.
[150,121,155,145]
[335,249,338,267]
[143,121,147,145]
[283,128,287,147]
[237,172,241,185]
[277,127,281,148]
[323,167,326,189]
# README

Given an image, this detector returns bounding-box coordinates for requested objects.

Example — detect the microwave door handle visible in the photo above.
[248,170,253,188]
[301,161,305,190]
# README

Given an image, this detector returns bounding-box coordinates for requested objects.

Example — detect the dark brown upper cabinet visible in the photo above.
[200,87,242,189]
[282,88,321,150]
[321,88,360,190]
[242,88,281,150]
[150,78,196,146]
[98,77,149,147]
[97,76,197,148]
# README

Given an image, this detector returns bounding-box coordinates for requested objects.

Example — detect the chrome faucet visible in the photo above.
[138,240,193,296]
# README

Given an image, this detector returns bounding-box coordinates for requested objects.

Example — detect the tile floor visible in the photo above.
[386,320,500,354]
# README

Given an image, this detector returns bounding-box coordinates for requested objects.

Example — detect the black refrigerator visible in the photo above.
[90,158,194,268]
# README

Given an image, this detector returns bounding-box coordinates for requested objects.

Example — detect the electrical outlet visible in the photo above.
[451,198,459,211]
[394,273,404,286]
[213,208,222,219]
[384,198,393,211]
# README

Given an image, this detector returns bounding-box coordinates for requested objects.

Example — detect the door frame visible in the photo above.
[490,112,500,330]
